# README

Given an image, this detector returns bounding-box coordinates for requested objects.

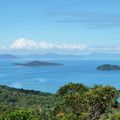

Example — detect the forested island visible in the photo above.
[14,60,63,67]
[0,83,120,120]
[97,64,120,71]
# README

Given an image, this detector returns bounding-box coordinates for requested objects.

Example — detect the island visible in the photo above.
[97,64,120,71]
[0,54,19,59]
[14,60,63,67]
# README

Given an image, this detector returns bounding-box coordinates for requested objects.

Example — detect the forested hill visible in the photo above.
[0,85,56,109]
[0,83,120,120]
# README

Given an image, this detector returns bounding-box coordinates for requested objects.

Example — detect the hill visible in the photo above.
[0,85,56,110]
[0,83,120,120]
[0,54,19,59]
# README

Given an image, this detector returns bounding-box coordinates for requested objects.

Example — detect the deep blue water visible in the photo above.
[0,58,120,93]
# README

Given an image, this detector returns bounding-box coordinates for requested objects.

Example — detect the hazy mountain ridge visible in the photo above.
[1,53,120,59]
[0,54,19,59]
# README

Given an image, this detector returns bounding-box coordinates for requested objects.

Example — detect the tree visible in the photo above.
[0,110,36,120]
[53,83,120,120]
[110,113,120,120]
[53,83,89,119]
[87,85,120,120]
[58,83,89,96]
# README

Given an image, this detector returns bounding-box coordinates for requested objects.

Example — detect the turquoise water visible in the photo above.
[0,58,120,93]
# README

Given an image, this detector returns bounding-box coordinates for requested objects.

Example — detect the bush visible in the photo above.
[110,113,120,120]
[0,110,36,120]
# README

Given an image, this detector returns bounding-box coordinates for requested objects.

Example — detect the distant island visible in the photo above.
[0,54,19,59]
[97,64,120,71]
[14,60,63,67]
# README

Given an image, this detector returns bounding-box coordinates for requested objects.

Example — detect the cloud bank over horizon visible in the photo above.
[0,38,120,54]
[10,38,88,50]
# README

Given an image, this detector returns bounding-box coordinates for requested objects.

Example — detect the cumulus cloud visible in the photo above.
[9,38,88,51]
[10,38,54,50]
[0,38,120,54]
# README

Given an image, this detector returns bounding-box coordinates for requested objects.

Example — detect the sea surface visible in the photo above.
[0,58,120,93]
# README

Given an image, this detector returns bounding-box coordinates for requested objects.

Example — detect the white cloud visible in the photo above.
[10,38,88,51]
[10,38,36,49]
[89,46,120,53]
[0,38,120,54]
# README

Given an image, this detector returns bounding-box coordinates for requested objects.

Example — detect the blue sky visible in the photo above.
[0,0,120,53]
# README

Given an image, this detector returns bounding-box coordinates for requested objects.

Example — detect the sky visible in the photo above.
[0,0,120,54]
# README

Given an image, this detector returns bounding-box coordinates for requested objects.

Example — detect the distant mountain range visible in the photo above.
[85,53,120,59]
[0,54,19,59]
[21,53,84,59]
[1,53,120,59]
[20,53,120,59]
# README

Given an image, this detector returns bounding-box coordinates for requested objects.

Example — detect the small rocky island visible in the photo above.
[14,60,63,67]
[97,64,120,71]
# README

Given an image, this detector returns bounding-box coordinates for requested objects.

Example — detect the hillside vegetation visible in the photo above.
[0,83,120,120]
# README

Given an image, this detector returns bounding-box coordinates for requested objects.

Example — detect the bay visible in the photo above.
[0,58,120,93]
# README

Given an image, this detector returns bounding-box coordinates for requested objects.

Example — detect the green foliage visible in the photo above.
[0,83,120,120]
[0,85,56,110]
[110,113,120,120]
[87,85,120,120]
[54,83,120,120]
[57,82,89,96]
[0,103,16,115]
[0,110,36,120]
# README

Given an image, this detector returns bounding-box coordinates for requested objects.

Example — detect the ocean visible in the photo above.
[0,58,120,93]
